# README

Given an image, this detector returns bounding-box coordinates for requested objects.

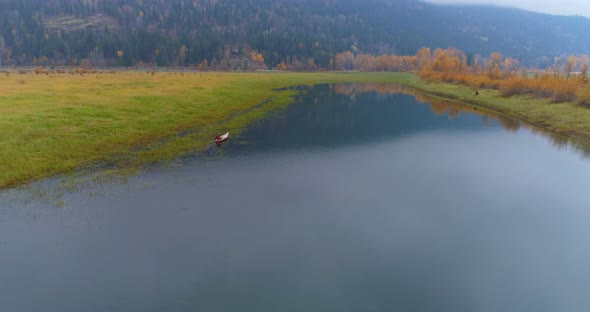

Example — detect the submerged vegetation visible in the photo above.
[0,71,412,189]
[3,68,590,190]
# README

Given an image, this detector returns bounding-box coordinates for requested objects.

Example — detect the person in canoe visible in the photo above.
[214,132,230,144]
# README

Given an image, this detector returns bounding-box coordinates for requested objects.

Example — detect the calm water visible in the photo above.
[2,84,590,312]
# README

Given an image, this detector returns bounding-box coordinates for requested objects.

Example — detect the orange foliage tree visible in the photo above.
[328,46,588,104]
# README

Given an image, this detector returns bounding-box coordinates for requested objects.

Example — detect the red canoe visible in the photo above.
[215,132,229,144]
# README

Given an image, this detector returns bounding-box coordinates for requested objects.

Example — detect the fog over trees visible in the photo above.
[1,0,589,68]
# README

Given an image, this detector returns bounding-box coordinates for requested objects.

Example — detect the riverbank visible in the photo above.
[1,71,590,189]
[405,76,590,142]
[0,71,412,189]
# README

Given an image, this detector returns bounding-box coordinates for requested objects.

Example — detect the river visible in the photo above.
[1,84,590,311]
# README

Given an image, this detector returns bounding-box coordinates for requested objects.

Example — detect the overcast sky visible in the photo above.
[423,0,590,17]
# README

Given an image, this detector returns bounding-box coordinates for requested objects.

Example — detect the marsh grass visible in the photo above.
[410,77,590,142]
[0,71,407,189]
[3,70,590,190]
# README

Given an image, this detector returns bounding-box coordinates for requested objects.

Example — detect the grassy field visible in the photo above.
[0,71,414,189]
[2,70,590,189]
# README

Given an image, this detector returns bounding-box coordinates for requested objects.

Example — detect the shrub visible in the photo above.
[550,80,579,103]
[419,63,586,103]
[70,67,97,75]
[577,86,590,108]
[34,66,48,74]
[500,78,530,96]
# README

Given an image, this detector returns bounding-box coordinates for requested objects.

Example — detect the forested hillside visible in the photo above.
[0,0,589,68]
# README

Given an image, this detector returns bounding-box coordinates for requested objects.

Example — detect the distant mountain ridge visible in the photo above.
[0,0,588,68]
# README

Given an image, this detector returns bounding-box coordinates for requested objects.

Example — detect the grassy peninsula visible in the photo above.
[2,70,590,189]
[0,71,412,189]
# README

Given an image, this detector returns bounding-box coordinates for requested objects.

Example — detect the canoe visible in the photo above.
[215,132,229,144]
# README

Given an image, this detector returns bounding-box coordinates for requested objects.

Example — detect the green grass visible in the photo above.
[406,77,590,141]
[2,70,590,190]
[0,71,409,189]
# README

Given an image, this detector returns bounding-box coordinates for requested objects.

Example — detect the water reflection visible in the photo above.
[224,84,499,155]
[4,83,590,207]
[333,83,590,157]
[2,83,590,312]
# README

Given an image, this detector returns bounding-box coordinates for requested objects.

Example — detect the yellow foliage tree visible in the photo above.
[487,52,503,79]
[335,51,355,70]
[579,55,589,83]
[179,45,188,66]
[416,47,431,70]
[277,61,288,71]
[565,55,577,77]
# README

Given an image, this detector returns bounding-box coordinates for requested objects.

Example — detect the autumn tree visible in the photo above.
[354,54,376,71]
[446,48,467,65]
[551,57,562,77]
[431,51,450,72]
[402,56,418,71]
[117,50,124,66]
[565,55,577,77]
[288,57,302,71]
[153,49,160,66]
[501,57,519,78]
[471,54,484,74]
[306,58,317,71]
[276,61,287,71]
[432,48,445,60]
[579,55,589,83]
[416,47,431,70]
[179,45,188,66]
[250,51,265,69]
[197,59,209,71]
[335,51,355,70]
[487,52,503,79]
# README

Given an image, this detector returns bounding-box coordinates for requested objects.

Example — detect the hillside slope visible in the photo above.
[0,0,588,67]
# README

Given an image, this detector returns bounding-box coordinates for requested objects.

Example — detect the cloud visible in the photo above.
[422,0,590,17]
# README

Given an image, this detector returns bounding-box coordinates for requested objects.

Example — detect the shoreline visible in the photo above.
[401,76,590,144]
[0,72,408,189]
[1,71,589,189]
